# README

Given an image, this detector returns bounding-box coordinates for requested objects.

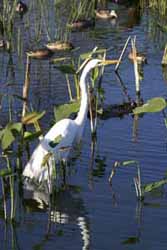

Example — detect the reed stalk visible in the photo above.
[115,36,131,72]
[22,55,31,117]
[131,38,140,98]
[1,177,7,220]
[65,74,73,101]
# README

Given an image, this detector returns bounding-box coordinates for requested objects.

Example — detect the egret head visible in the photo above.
[78,58,117,75]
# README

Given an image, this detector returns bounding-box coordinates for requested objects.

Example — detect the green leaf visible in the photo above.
[80,49,106,60]
[133,97,166,114]
[22,111,46,125]
[121,160,138,167]
[54,64,76,74]
[49,135,62,148]
[142,179,167,193]
[1,128,15,150]
[0,130,4,140]
[54,100,80,122]
[23,131,42,141]
[10,122,22,133]
[0,122,22,150]
[91,67,99,82]
[0,168,13,177]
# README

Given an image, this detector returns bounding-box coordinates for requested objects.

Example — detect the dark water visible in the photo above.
[1,1,167,250]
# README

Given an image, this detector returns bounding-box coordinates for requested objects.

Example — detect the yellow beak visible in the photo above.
[101,59,119,65]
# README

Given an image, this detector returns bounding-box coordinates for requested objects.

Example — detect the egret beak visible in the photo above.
[101,59,119,65]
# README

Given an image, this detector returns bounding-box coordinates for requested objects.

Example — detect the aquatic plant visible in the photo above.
[109,160,167,200]
[133,97,167,114]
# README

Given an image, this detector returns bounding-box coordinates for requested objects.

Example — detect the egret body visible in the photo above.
[23,59,108,184]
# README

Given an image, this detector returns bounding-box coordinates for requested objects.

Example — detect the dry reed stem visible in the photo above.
[22,55,31,117]
[115,36,131,72]
[131,38,140,95]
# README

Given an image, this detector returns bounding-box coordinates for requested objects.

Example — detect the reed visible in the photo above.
[140,0,167,15]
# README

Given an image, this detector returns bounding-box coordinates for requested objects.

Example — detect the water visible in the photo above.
[0,1,167,249]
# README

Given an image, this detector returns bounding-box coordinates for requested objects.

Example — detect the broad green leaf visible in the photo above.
[10,122,22,133]
[49,135,62,148]
[133,97,166,114]
[22,111,46,124]
[0,122,22,150]
[1,129,15,150]
[24,131,42,141]
[54,100,80,122]
[54,64,76,74]
[42,152,53,167]
[0,168,13,177]
[142,179,167,193]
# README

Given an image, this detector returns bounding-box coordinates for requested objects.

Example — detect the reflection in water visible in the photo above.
[23,184,90,250]
[1,222,20,250]
[162,65,167,83]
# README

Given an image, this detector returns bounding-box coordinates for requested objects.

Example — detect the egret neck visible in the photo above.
[75,64,90,138]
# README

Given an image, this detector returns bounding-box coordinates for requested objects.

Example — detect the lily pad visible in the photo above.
[133,97,166,114]
[142,179,167,193]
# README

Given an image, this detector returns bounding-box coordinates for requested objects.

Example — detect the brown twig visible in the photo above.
[22,55,31,117]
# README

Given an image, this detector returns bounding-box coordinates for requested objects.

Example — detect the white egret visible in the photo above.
[23,58,113,184]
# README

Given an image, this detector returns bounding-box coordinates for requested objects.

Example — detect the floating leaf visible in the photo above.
[142,179,167,193]
[122,236,140,245]
[121,160,138,167]
[54,64,76,74]
[54,100,80,122]
[49,135,62,148]
[0,168,13,177]
[22,111,46,125]
[133,97,166,114]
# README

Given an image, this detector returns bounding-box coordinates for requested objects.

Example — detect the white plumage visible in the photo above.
[23,59,107,184]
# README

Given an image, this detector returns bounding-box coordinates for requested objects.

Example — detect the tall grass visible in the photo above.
[140,0,167,15]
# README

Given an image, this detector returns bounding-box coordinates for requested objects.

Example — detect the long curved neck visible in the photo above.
[75,68,89,126]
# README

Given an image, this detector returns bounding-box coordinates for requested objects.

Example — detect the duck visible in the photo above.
[128,51,147,64]
[45,41,74,51]
[95,9,118,19]
[27,48,53,59]
[67,19,95,30]
[0,40,10,50]
[16,1,28,15]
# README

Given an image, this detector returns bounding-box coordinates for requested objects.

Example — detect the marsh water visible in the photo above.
[1,1,167,249]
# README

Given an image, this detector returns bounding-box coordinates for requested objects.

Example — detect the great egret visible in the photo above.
[23,58,113,184]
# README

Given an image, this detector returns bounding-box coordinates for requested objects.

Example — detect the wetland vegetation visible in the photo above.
[0,0,167,249]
